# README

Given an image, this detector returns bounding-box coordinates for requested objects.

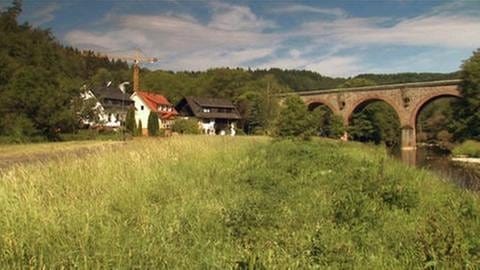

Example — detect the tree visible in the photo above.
[172,118,200,134]
[348,102,400,147]
[328,115,346,139]
[125,107,136,135]
[274,95,315,139]
[453,49,480,140]
[339,78,376,88]
[147,111,159,136]
[137,120,143,136]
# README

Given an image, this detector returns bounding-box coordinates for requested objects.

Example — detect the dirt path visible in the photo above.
[0,140,125,171]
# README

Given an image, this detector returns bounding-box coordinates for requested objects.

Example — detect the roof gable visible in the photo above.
[135,91,178,118]
[176,96,241,120]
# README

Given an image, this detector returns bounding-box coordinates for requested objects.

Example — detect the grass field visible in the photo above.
[0,136,478,268]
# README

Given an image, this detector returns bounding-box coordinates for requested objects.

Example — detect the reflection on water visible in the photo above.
[395,147,480,191]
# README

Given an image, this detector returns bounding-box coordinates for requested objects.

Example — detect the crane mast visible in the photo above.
[97,50,158,92]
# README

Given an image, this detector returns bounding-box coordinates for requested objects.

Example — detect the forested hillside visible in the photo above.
[0,2,130,141]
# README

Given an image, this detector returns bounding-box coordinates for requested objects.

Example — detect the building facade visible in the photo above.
[130,91,178,135]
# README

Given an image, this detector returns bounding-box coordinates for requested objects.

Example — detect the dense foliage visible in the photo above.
[147,111,159,136]
[0,1,129,141]
[453,49,480,141]
[452,140,480,158]
[125,107,136,135]
[349,102,401,147]
[274,95,314,138]
[0,137,478,268]
[171,118,200,134]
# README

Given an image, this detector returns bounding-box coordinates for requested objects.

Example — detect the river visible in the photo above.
[394,146,480,191]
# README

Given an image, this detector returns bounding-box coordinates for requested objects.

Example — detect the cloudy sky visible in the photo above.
[3,0,480,77]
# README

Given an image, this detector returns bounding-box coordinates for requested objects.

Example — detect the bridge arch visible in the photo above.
[345,97,403,146]
[306,99,337,113]
[408,92,462,129]
[345,96,403,125]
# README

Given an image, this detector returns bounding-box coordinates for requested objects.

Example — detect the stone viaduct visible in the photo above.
[280,79,462,150]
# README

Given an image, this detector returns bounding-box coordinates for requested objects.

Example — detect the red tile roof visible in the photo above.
[136,91,178,119]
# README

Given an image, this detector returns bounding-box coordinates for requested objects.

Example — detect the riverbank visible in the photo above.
[451,157,480,164]
[0,136,478,268]
[452,140,480,158]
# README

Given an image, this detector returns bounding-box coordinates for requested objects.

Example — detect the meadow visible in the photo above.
[0,136,478,269]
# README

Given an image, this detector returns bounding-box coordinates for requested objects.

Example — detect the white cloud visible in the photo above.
[304,56,363,77]
[258,55,364,77]
[165,47,275,70]
[29,2,60,26]
[297,13,480,48]
[62,1,479,76]
[289,49,301,58]
[65,3,280,70]
[271,4,346,18]
[208,2,276,32]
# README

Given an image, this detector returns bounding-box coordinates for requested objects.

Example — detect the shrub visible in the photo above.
[452,140,480,157]
[171,118,200,134]
[137,120,143,136]
[125,107,136,135]
[274,95,315,139]
[147,111,159,136]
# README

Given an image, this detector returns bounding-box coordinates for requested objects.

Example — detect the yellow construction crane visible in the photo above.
[97,49,158,92]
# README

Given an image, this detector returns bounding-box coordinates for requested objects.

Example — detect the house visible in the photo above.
[175,96,241,135]
[82,84,133,128]
[130,91,178,135]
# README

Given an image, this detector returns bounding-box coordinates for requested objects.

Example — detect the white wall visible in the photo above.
[131,93,151,130]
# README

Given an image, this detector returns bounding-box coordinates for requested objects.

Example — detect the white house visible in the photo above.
[130,91,178,135]
[81,84,133,129]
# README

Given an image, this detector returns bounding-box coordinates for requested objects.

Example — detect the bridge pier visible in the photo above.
[401,126,416,150]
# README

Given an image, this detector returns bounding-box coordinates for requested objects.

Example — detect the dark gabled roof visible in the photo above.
[188,96,236,108]
[176,96,241,120]
[91,86,132,103]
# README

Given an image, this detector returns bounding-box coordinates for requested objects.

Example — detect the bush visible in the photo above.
[452,140,480,157]
[147,111,159,136]
[274,95,315,139]
[137,120,143,136]
[171,118,200,134]
[125,108,136,135]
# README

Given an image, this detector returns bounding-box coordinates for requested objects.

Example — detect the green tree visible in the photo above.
[172,118,200,134]
[125,107,136,135]
[328,115,346,139]
[147,111,159,136]
[453,49,480,140]
[137,120,143,136]
[348,102,400,147]
[339,78,376,88]
[274,95,315,139]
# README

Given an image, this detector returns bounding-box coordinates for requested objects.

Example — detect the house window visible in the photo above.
[141,105,144,110]
[203,108,211,113]
[108,113,112,122]
[116,113,120,122]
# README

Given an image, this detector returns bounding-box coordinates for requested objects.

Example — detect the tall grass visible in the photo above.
[0,136,478,268]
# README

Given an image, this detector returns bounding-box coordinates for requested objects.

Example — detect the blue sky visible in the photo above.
[2,0,480,77]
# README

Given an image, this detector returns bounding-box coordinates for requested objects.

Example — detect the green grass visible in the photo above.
[453,140,480,158]
[0,140,120,159]
[0,136,478,268]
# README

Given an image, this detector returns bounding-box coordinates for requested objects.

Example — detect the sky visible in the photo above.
[2,0,480,77]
